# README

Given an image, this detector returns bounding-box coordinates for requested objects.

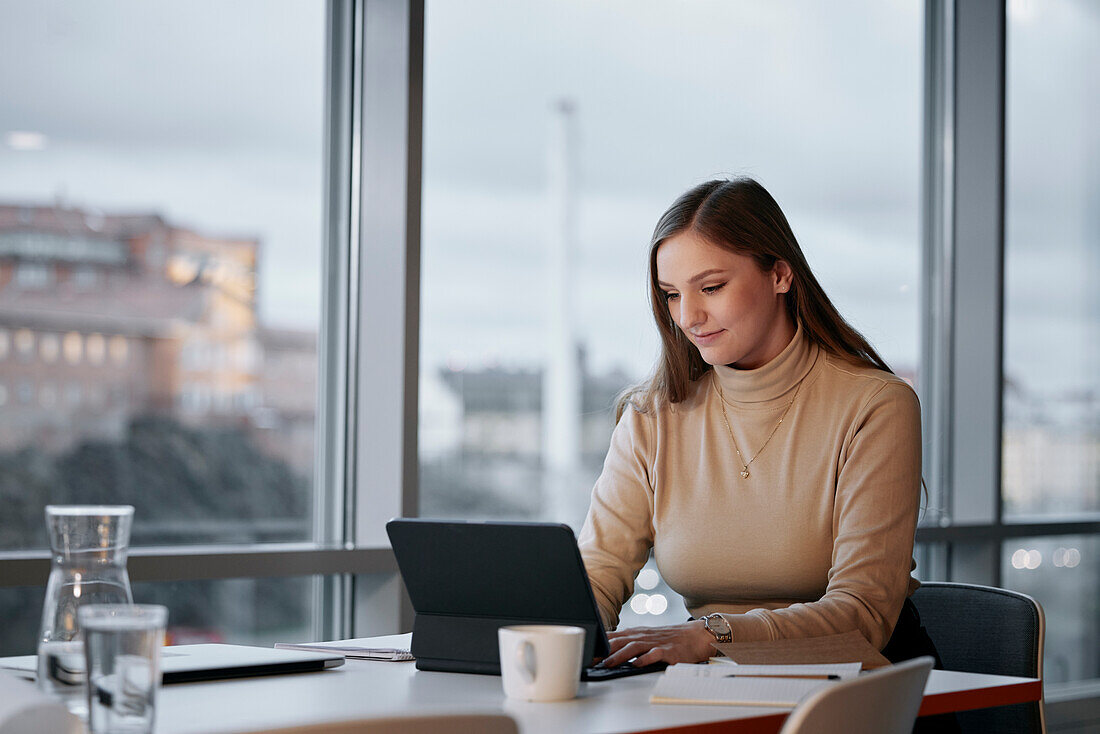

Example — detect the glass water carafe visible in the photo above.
[37,505,135,715]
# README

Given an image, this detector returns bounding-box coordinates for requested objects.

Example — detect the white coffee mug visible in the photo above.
[497,625,585,702]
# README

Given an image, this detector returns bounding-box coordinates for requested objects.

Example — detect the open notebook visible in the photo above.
[651,662,861,707]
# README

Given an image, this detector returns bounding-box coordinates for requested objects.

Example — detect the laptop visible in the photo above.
[2,643,344,685]
[386,518,667,681]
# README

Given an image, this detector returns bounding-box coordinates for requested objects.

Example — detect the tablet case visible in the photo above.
[386,519,612,675]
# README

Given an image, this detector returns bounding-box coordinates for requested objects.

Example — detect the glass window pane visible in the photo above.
[353,573,410,639]
[419,0,923,534]
[0,1,326,547]
[0,576,316,656]
[0,586,44,656]
[914,541,949,583]
[1003,0,1100,519]
[619,556,690,628]
[133,577,314,647]
[1002,536,1099,686]
[420,0,922,626]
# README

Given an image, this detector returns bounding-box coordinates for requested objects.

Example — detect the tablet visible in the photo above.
[386,518,665,680]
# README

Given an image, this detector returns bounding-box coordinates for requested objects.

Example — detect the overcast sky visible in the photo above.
[421,0,923,380]
[0,0,1096,398]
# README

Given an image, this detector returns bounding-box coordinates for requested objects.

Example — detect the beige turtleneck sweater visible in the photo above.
[578,326,922,650]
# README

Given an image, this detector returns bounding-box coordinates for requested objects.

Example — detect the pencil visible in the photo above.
[724,674,841,680]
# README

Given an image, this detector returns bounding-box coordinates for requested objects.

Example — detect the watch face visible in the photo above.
[705,614,731,640]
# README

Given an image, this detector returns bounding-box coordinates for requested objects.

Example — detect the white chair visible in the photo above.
[778,656,934,734]
[0,670,83,734]
[247,712,519,734]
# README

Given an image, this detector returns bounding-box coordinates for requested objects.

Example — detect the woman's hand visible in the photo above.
[599,620,717,668]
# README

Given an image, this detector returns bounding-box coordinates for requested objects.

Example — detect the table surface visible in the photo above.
[143,634,1041,734]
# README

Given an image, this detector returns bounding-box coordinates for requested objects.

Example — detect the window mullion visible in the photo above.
[946,0,1007,584]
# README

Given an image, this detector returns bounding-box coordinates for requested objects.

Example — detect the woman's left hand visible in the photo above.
[599,620,717,668]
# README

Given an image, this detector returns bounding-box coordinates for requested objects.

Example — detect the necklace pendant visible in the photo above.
[740,466,750,479]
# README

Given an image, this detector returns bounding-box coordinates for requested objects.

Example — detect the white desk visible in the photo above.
[153,634,1042,734]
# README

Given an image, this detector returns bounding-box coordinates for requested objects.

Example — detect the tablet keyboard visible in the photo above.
[582,660,668,681]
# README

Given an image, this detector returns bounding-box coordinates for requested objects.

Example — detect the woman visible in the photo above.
[579,177,936,669]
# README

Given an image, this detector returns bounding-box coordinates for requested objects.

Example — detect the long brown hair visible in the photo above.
[618,177,892,419]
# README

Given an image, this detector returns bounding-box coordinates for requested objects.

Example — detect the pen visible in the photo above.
[274,643,414,660]
[724,674,840,680]
[354,649,413,661]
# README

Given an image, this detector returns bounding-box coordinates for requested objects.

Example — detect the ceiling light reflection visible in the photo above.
[1025,550,1041,570]
[1011,548,1028,570]
[645,594,667,615]
[1064,548,1081,569]
[5,131,47,151]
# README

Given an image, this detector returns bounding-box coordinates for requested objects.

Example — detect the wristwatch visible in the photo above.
[702,613,732,643]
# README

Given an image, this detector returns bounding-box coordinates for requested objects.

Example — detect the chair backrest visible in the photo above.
[778,656,934,734]
[911,581,1045,734]
[250,712,519,734]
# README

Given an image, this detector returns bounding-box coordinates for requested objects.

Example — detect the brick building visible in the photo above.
[0,202,314,469]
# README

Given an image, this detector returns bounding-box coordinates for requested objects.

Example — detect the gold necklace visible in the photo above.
[714,376,803,479]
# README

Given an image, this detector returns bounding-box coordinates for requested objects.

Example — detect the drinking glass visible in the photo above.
[80,604,168,734]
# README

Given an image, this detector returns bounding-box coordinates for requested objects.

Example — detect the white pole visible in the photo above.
[543,98,583,526]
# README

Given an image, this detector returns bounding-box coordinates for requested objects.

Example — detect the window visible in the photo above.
[1003,536,1098,685]
[0,0,324,544]
[39,381,58,409]
[1003,0,1099,520]
[38,332,59,363]
[62,332,82,364]
[13,328,34,359]
[86,334,106,365]
[0,576,317,656]
[13,262,51,289]
[64,382,81,408]
[1002,0,1100,690]
[419,0,923,626]
[15,379,33,405]
[0,0,328,652]
[108,335,129,366]
[71,265,99,290]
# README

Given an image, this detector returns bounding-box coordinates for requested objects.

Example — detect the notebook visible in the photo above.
[651,663,849,707]
[386,518,666,681]
[1,643,344,685]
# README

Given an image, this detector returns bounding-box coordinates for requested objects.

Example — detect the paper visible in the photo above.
[651,664,840,707]
[274,643,414,661]
[0,669,82,734]
[712,630,891,669]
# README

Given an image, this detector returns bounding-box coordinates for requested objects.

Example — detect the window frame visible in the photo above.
[918,0,1100,718]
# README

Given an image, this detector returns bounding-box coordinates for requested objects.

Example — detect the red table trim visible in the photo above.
[628,679,1042,733]
[917,679,1042,717]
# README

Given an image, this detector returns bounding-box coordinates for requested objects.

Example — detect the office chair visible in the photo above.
[248,712,519,734]
[912,581,1046,734]
[778,655,934,734]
